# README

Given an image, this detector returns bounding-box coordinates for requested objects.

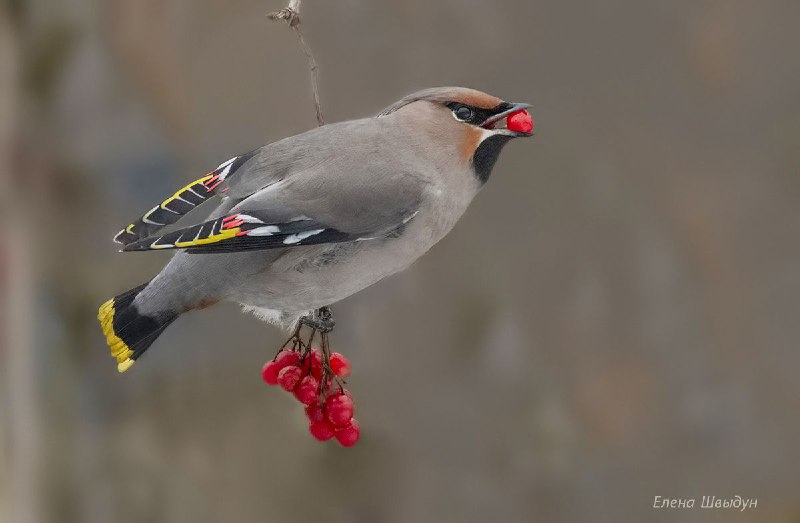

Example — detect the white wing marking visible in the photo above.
[248,226,281,236]
[142,206,165,225]
[283,229,325,245]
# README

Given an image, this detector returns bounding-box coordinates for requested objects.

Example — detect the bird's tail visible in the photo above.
[97,282,178,373]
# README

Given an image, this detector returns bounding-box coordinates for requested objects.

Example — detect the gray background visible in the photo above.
[1,0,798,522]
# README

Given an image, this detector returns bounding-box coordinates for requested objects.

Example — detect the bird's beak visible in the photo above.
[481,102,534,137]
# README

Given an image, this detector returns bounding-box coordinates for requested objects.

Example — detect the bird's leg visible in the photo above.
[298,307,345,396]
[298,306,335,333]
[278,307,333,355]
[272,307,343,396]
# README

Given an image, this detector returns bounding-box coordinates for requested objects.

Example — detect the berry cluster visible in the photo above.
[262,348,359,447]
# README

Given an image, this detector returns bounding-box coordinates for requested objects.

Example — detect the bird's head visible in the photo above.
[379,87,534,183]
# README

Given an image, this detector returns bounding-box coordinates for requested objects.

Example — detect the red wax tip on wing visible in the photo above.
[507,110,533,134]
[204,175,221,191]
[223,219,244,229]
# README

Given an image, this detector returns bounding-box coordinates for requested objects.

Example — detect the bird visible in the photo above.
[98,87,534,373]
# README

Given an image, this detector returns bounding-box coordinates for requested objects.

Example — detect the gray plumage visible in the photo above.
[99,87,533,371]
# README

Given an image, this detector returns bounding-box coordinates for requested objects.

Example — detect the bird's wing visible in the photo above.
[112,151,259,246]
[113,120,383,246]
[121,210,356,253]
[121,160,426,254]
[206,119,397,199]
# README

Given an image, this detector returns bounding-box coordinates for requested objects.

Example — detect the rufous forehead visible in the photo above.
[451,92,503,110]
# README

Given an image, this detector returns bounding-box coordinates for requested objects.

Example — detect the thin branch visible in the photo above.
[268,0,328,323]
[268,0,324,126]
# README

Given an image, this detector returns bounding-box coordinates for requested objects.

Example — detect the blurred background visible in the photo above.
[1,0,799,522]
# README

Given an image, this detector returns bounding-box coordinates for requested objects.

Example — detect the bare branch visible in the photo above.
[268,0,324,126]
[267,0,301,27]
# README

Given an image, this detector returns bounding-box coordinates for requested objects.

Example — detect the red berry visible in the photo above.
[335,419,361,447]
[294,375,320,405]
[275,350,301,369]
[277,366,303,392]
[329,352,351,378]
[309,349,323,380]
[304,402,324,423]
[261,360,281,385]
[507,109,533,134]
[325,386,351,400]
[325,393,355,426]
[309,419,336,441]
[326,386,351,397]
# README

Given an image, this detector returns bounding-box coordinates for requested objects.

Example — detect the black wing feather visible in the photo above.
[121,210,359,254]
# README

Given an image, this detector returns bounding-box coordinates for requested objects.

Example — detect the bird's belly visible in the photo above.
[235,217,447,313]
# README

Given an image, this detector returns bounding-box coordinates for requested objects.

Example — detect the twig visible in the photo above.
[268,0,325,126]
[268,1,329,328]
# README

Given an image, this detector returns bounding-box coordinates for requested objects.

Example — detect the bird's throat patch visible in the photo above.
[472,135,513,184]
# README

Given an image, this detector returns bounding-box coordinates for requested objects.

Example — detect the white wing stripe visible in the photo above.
[236,214,265,224]
[248,226,281,236]
[283,229,325,245]
[150,237,174,249]
[216,156,237,170]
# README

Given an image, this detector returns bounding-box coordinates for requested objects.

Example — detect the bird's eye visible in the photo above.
[454,106,474,121]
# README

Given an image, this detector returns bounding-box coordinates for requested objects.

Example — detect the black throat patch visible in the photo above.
[472,135,513,184]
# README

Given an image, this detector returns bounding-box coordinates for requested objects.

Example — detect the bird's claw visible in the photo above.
[299,306,335,334]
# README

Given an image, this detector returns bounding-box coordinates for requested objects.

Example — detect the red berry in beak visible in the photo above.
[507,109,533,134]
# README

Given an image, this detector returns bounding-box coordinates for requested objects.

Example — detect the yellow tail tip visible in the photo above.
[98,298,135,373]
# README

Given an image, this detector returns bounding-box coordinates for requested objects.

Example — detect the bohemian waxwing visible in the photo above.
[99,87,534,372]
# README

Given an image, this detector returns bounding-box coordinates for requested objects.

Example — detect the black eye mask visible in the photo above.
[445,102,513,127]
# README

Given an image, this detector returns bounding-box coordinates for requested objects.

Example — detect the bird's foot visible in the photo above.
[273,307,340,389]
[299,306,335,333]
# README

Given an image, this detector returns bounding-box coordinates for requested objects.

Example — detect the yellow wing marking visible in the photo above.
[173,226,241,248]
[161,174,214,209]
